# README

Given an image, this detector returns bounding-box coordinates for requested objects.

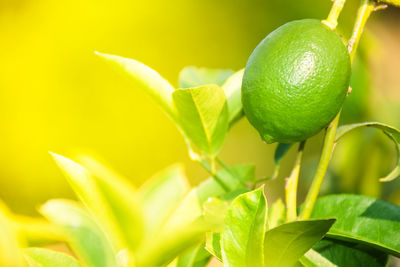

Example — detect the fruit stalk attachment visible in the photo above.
[300,0,377,220]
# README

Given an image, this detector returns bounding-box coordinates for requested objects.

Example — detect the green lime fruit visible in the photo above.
[242,19,351,143]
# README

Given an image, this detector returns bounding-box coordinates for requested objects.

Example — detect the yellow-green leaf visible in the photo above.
[24,248,82,267]
[95,52,176,118]
[136,189,221,267]
[267,198,285,229]
[40,199,118,267]
[173,85,229,157]
[137,164,189,241]
[0,201,25,267]
[264,219,335,267]
[221,69,244,124]
[178,66,234,88]
[221,187,268,267]
[12,215,65,246]
[50,152,125,250]
[76,155,143,251]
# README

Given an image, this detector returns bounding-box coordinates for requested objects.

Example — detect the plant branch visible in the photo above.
[198,157,230,192]
[299,0,376,220]
[216,157,247,186]
[347,0,376,63]
[285,140,306,222]
[322,0,347,30]
[299,112,340,219]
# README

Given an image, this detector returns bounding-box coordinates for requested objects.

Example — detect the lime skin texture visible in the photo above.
[242,19,351,143]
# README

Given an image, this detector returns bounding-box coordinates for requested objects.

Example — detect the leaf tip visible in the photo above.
[49,152,90,183]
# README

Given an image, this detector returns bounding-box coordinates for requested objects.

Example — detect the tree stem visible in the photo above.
[198,158,230,192]
[216,157,247,186]
[347,0,376,63]
[300,113,340,219]
[299,0,376,220]
[285,141,306,222]
[322,0,347,30]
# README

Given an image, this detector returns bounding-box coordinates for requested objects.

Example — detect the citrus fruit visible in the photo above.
[242,19,351,143]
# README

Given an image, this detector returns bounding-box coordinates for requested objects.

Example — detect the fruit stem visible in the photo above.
[299,112,340,219]
[322,0,347,30]
[198,157,230,192]
[285,140,306,222]
[348,0,376,63]
[300,0,376,220]
[216,157,247,186]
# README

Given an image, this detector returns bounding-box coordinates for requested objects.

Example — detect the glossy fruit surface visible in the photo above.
[242,19,351,143]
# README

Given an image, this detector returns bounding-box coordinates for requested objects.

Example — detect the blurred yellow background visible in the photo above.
[0,0,399,215]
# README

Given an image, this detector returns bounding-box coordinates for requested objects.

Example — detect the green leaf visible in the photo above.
[40,199,118,267]
[137,164,189,241]
[268,198,286,229]
[299,249,336,267]
[378,0,400,7]
[272,143,292,180]
[50,152,125,250]
[172,85,229,157]
[174,243,212,267]
[24,248,82,267]
[95,52,176,118]
[206,232,222,261]
[310,194,400,257]
[196,164,255,203]
[300,240,388,267]
[264,219,336,267]
[0,201,25,267]
[136,189,222,267]
[76,155,143,251]
[335,122,400,182]
[11,215,65,246]
[221,187,268,267]
[202,197,229,231]
[221,69,244,124]
[178,66,234,88]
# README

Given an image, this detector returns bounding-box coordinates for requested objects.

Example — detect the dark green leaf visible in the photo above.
[264,219,335,267]
[24,248,82,267]
[310,194,400,257]
[40,200,118,267]
[300,239,388,267]
[173,85,229,157]
[178,66,234,88]
[336,122,400,182]
[221,187,268,267]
